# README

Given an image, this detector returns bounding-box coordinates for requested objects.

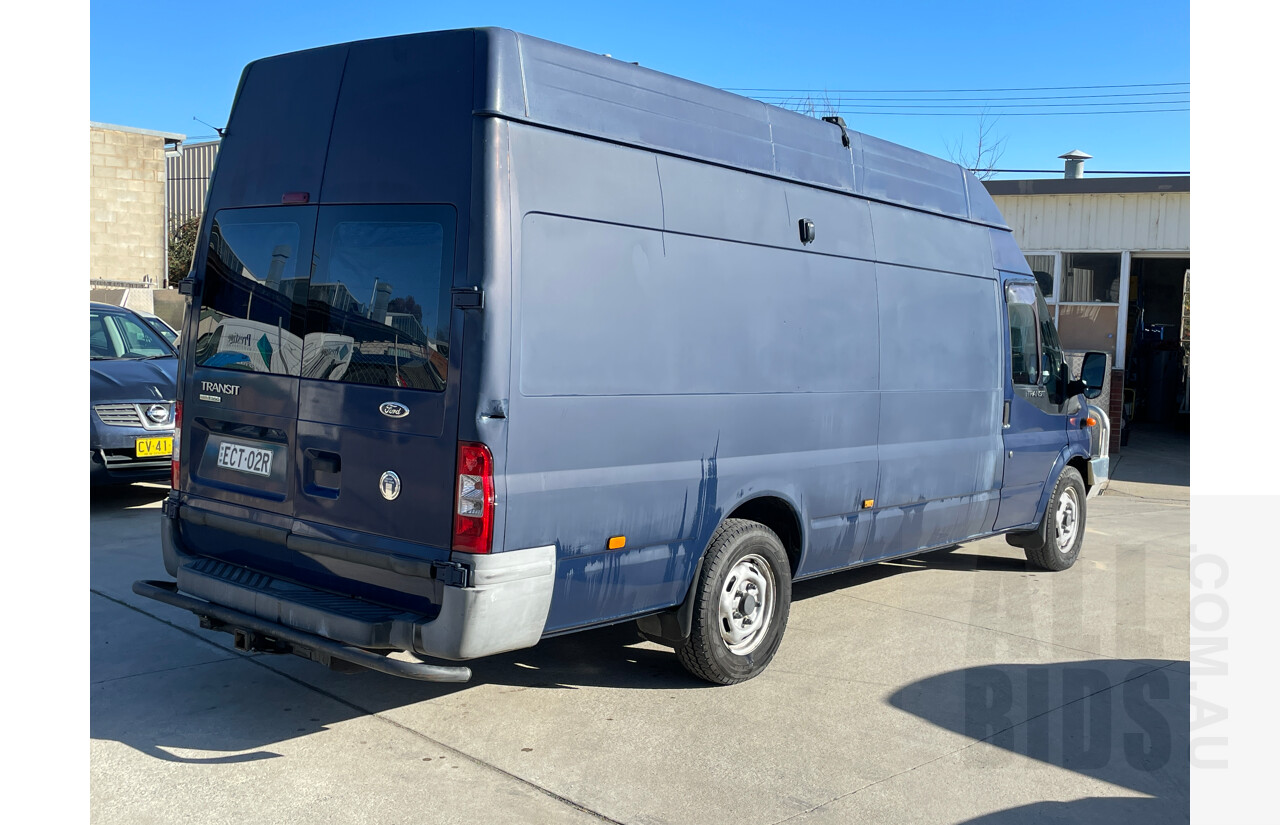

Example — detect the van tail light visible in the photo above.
[452,441,493,554]
[170,400,182,489]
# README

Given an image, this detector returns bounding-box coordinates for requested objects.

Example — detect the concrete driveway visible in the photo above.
[91,471,1189,824]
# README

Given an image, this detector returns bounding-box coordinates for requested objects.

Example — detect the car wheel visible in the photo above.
[1023,467,1086,571]
[675,518,791,685]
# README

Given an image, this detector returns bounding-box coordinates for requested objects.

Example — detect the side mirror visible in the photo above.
[1068,351,1108,399]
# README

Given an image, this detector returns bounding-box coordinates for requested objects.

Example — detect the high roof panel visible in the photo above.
[479,29,1005,228]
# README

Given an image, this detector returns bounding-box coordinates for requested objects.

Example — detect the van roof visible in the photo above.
[241,28,1009,230]
[482,29,1008,229]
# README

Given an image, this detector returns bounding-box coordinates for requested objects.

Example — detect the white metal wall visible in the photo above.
[991,191,1190,252]
[165,140,220,228]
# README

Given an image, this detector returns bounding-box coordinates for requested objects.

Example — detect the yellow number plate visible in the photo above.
[136,437,173,457]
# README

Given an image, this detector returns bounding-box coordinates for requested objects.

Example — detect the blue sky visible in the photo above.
[90,0,1189,178]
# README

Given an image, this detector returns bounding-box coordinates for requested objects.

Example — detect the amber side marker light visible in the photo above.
[608,536,626,550]
[1084,417,1098,427]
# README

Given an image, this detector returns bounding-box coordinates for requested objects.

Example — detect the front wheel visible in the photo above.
[1023,466,1087,571]
[676,519,792,685]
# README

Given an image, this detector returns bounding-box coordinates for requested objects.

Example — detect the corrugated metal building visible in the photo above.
[165,139,220,233]
[984,175,1191,451]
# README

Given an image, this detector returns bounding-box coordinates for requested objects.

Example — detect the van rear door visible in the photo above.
[291,204,460,547]
[186,206,315,520]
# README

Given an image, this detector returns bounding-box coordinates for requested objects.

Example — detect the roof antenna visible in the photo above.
[193,116,226,138]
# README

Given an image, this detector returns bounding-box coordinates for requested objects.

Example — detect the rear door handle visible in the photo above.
[304,449,341,497]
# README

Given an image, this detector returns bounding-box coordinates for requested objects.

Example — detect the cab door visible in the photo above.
[994,278,1073,531]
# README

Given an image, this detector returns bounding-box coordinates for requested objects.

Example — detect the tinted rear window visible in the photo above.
[308,205,453,390]
[195,205,454,390]
[195,207,312,376]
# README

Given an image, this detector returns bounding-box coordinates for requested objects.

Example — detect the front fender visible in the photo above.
[1013,445,1091,543]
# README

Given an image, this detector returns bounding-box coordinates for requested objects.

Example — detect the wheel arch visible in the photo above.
[722,494,805,578]
[636,491,804,648]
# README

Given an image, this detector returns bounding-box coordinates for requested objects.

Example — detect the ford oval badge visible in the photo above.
[380,402,410,419]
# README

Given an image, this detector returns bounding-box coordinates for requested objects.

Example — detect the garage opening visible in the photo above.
[1124,256,1190,435]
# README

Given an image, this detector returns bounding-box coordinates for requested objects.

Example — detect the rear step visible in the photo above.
[132,580,472,682]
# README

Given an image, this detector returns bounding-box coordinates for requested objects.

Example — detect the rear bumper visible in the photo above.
[142,499,556,677]
[133,579,474,682]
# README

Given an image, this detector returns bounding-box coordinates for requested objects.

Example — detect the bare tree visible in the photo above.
[946,110,1008,180]
[777,91,840,120]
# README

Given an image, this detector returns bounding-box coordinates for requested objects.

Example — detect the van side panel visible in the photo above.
[866,203,1004,557]
[504,125,882,631]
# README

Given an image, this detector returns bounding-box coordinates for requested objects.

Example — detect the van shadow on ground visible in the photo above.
[887,658,1190,823]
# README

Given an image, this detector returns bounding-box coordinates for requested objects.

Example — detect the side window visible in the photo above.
[1037,289,1067,404]
[1006,283,1040,386]
[111,315,169,357]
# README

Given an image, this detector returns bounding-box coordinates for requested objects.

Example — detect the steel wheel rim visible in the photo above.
[718,553,776,656]
[1055,485,1080,550]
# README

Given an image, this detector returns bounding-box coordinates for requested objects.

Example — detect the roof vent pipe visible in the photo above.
[1059,149,1092,179]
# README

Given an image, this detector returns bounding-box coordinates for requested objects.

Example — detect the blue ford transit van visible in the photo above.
[135,29,1109,685]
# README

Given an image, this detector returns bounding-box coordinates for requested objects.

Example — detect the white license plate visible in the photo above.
[215,441,274,477]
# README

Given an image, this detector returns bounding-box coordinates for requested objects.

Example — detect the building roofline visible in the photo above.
[90,121,186,143]
[983,176,1189,196]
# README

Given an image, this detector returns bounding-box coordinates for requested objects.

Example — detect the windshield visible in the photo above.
[143,317,179,345]
[90,309,174,360]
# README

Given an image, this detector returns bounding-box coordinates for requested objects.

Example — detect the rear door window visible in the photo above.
[194,204,454,390]
[195,207,315,376]
[306,205,454,390]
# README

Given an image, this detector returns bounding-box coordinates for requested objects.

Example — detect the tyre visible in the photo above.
[675,518,792,685]
[1023,467,1087,571]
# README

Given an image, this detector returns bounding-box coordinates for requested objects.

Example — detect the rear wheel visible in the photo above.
[1023,467,1087,571]
[676,519,791,685]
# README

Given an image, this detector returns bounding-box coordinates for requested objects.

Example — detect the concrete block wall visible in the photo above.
[90,125,167,284]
